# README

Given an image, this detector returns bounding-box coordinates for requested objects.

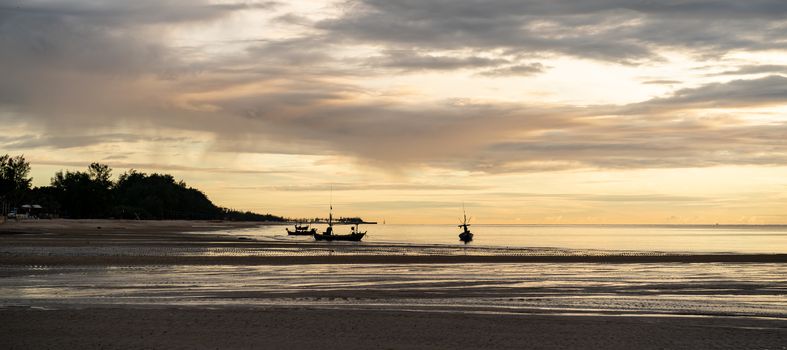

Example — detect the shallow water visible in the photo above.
[2,263,785,318]
[244,224,787,254]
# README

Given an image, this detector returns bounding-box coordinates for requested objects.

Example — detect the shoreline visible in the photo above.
[0,218,271,235]
[3,253,787,265]
[2,219,787,265]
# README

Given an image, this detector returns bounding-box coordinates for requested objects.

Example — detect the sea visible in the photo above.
[238,224,787,254]
[2,224,786,318]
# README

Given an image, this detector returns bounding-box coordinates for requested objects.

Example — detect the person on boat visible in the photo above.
[325,226,333,236]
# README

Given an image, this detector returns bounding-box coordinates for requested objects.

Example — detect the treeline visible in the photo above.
[0,154,285,221]
[307,217,370,224]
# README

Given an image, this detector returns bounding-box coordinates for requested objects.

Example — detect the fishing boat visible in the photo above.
[313,223,366,241]
[286,224,317,236]
[458,206,473,244]
[313,199,366,242]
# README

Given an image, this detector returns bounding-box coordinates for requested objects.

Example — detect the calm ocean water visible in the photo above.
[243,224,787,254]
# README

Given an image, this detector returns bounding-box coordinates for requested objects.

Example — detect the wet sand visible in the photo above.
[3,307,786,350]
[2,219,786,349]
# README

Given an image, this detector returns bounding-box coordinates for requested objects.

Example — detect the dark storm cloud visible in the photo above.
[319,0,787,63]
[319,6,652,63]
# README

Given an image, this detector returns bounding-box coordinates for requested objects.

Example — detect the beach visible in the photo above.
[5,308,786,350]
[7,1,787,349]
[2,219,786,349]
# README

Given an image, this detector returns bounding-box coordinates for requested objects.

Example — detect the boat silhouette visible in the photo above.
[458,205,473,244]
[313,192,366,242]
[313,223,366,241]
[286,224,317,236]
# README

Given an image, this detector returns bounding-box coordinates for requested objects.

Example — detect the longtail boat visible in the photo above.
[313,195,366,242]
[286,224,317,235]
[313,223,366,241]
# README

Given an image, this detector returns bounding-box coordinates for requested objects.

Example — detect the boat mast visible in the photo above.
[329,184,333,227]
[463,203,467,226]
[460,203,470,231]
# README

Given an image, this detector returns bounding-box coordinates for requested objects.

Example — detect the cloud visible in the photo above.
[642,80,682,85]
[0,1,186,131]
[0,133,189,150]
[3,0,787,176]
[368,50,511,71]
[31,160,290,175]
[208,94,587,167]
[714,65,787,76]
[318,0,787,64]
[231,183,488,191]
[318,2,653,63]
[205,74,787,171]
[623,75,787,114]
[479,63,546,77]
[487,192,709,203]
[0,1,279,25]
[469,119,787,170]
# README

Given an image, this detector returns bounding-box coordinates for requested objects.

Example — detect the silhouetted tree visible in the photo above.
[0,154,284,221]
[88,163,112,189]
[220,208,286,222]
[0,154,32,214]
[49,163,113,218]
[113,171,222,220]
[27,186,61,217]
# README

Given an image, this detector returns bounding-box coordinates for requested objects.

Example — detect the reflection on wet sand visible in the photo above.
[2,263,785,319]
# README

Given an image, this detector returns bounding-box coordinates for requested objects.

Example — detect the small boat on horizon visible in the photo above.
[286,223,317,236]
[458,206,473,244]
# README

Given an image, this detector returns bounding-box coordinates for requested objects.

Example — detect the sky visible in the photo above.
[2,0,787,224]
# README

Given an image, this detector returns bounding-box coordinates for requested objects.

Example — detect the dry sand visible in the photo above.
[0,218,267,240]
[2,219,786,349]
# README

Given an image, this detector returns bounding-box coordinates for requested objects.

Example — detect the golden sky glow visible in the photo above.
[3,0,787,223]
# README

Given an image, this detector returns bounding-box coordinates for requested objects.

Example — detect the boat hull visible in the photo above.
[313,232,366,242]
[459,232,473,244]
[287,228,317,236]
